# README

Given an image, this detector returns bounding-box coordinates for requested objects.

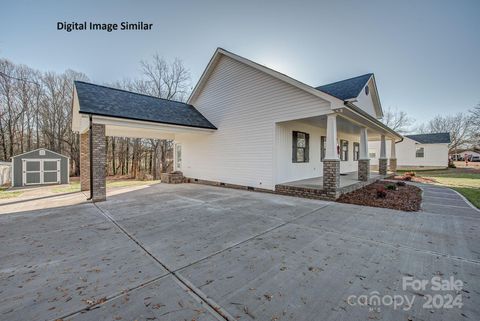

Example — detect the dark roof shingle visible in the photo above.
[405,133,451,144]
[74,81,216,130]
[315,73,373,100]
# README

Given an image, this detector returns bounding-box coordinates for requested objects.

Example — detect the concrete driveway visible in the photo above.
[0,183,479,321]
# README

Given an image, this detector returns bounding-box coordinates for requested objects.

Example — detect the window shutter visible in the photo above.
[305,133,310,162]
[292,131,297,162]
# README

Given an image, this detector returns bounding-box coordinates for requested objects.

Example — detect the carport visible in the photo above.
[71,81,216,201]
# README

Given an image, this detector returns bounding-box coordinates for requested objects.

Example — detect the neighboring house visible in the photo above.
[72,48,402,202]
[451,150,480,161]
[11,148,70,187]
[369,133,450,170]
[0,161,11,186]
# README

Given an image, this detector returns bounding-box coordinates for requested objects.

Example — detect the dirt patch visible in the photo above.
[392,175,437,184]
[337,181,422,211]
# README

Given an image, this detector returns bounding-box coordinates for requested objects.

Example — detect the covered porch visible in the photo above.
[280,171,384,189]
[275,104,402,200]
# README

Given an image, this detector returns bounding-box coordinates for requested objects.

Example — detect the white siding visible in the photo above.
[275,121,360,183]
[369,137,449,168]
[177,55,332,190]
[355,78,377,118]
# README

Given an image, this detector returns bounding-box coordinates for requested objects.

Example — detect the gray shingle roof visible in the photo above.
[405,133,451,144]
[315,73,373,100]
[74,81,216,130]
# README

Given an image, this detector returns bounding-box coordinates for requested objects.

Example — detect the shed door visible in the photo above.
[23,159,61,186]
[24,160,41,185]
[43,160,60,184]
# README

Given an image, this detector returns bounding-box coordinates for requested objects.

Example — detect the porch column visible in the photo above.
[80,131,90,191]
[357,127,370,181]
[379,135,388,175]
[91,124,106,202]
[323,114,340,198]
[390,140,397,173]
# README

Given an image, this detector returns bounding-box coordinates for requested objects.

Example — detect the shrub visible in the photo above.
[376,186,387,198]
[386,184,397,190]
[396,181,406,187]
[448,162,456,168]
[405,171,416,177]
[404,176,412,181]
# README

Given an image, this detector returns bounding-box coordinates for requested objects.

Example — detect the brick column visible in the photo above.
[358,159,370,181]
[80,132,90,191]
[379,158,388,175]
[389,158,397,173]
[323,159,340,199]
[91,124,106,202]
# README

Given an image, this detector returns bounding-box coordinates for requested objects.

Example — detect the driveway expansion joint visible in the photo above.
[91,202,233,321]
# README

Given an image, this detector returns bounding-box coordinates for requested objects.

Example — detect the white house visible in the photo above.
[72,48,402,201]
[451,150,480,161]
[369,133,450,170]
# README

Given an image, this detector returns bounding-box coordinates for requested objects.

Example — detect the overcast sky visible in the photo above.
[1,0,479,124]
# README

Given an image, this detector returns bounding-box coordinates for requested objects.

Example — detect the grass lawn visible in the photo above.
[0,186,22,199]
[398,168,480,208]
[52,178,161,193]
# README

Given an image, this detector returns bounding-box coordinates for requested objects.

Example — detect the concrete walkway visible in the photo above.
[418,183,480,217]
[0,183,479,321]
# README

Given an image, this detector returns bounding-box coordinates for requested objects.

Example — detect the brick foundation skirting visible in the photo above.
[275,184,339,201]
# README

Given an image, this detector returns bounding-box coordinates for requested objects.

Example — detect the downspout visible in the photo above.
[87,114,93,200]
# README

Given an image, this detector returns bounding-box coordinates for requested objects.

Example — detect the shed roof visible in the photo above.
[405,133,451,144]
[74,81,217,130]
[12,148,69,159]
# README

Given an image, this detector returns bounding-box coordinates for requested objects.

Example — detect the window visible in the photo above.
[369,149,376,158]
[320,136,326,161]
[416,147,424,158]
[353,142,360,161]
[340,140,349,161]
[292,131,309,163]
[175,144,182,170]
[365,85,369,96]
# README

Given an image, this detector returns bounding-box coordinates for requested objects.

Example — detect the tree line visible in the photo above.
[0,54,190,179]
[1,54,479,180]
[382,105,480,153]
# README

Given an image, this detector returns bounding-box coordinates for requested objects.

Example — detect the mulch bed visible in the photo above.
[337,180,422,211]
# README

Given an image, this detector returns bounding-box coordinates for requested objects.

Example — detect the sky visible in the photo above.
[1,0,479,125]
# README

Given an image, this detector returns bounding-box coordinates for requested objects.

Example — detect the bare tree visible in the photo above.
[381,107,412,134]
[469,102,480,148]
[416,112,474,153]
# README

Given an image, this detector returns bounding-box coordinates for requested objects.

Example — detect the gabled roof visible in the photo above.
[315,73,373,100]
[74,81,216,130]
[188,48,345,107]
[405,132,451,144]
